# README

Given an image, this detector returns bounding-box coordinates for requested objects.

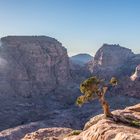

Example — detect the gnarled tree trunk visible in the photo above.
[98,87,112,117]
[99,96,112,117]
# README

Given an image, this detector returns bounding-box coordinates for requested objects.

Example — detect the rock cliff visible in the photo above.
[0,36,71,97]
[95,44,134,67]
[88,44,135,78]
[131,64,140,81]
[0,36,74,131]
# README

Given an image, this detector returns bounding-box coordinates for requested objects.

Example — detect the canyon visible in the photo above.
[0,36,139,140]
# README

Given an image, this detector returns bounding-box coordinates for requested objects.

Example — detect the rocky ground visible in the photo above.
[64,104,140,140]
[23,128,72,140]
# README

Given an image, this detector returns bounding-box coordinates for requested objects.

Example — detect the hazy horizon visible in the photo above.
[0,0,140,56]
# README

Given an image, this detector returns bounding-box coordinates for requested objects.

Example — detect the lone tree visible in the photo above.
[76,76,140,127]
[76,76,117,117]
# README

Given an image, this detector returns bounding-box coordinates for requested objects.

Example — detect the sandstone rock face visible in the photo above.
[95,44,134,67]
[88,44,135,78]
[0,36,73,131]
[64,104,140,140]
[131,64,140,81]
[0,36,71,97]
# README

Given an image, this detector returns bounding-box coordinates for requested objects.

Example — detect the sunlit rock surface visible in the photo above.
[64,104,140,140]
[0,36,74,131]
[22,127,72,140]
[131,64,140,81]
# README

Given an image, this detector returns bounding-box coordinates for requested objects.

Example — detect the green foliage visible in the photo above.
[124,116,140,127]
[110,77,118,86]
[131,120,140,127]
[77,76,100,106]
[76,76,117,106]
[67,130,82,136]
[80,76,100,94]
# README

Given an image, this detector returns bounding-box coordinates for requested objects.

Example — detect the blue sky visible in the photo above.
[0,0,140,56]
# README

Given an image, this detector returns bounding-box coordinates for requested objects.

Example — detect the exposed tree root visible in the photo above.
[108,114,140,128]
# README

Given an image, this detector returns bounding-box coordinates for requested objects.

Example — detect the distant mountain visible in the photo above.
[70,53,93,66]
